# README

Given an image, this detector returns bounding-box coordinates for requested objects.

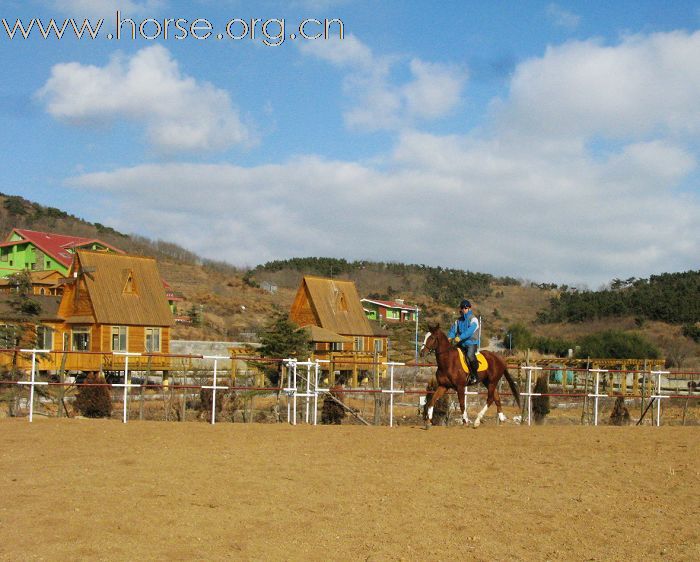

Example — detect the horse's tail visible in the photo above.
[503,368,521,408]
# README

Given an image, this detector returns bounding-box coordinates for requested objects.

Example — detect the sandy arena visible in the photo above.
[1,419,698,561]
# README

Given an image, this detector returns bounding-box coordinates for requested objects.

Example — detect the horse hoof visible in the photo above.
[423,423,431,430]
[473,420,481,429]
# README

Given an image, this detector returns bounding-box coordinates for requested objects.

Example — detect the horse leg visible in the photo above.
[494,386,507,424]
[473,382,495,428]
[457,383,470,426]
[424,385,447,429]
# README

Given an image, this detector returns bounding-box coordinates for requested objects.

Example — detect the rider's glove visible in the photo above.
[454,336,461,344]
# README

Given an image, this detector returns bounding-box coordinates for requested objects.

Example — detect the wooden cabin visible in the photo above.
[53,250,174,372]
[0,250,174,374]
[0,270,64,296]
[290,276,388,386]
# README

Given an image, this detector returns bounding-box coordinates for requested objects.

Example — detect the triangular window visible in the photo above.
[336,290,348,312]
[123,269,137,294]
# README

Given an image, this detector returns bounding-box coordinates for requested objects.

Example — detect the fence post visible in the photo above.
[18,349,50,422]
[382,362,405,427]
[202,356,229,425]
[650,370,670,427]
[521,366,542,426]
[112,352,141,423]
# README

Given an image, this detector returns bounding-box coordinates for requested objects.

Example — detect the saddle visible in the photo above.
[457,348,488,373]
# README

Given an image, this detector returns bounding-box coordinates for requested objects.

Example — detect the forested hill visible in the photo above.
[538,271,700,325]
[252,257,520,306]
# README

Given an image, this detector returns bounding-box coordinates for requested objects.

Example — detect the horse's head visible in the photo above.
[420,323,441,357]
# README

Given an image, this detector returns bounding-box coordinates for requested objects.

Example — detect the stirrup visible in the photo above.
[468,373,478,385]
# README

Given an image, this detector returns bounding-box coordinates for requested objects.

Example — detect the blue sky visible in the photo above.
[1,1,699,287]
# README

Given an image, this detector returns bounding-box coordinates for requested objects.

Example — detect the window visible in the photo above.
[36,325,53,349]
[145,327,161,352]
[374,339,384,353]
[353,337,365,351]
[330,342,343,352]
[386,309,400,320]
[111,326,128,351]
[123,269,137,294]
[72,327,90,351]
[46,260,51,268]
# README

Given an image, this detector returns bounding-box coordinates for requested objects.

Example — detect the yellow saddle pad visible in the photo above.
[457,349,488,373]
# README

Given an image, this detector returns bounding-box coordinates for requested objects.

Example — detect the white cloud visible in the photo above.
[546,3,580,30]
[66,131,700,286]
[501,30,700,138]
[63,29,700,286]
[37,45,254,153]
[300,35,467,131]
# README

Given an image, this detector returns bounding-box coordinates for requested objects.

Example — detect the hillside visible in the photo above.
[1,193,698,366]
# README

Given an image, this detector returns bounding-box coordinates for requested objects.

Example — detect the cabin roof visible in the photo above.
[1,228,124,268]
[68,250,173,326]
[293,276,374,336]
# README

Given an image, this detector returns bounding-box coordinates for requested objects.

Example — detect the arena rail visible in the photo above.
[1,349,699,426]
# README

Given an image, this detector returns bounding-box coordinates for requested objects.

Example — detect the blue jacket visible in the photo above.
[448,311,479,346]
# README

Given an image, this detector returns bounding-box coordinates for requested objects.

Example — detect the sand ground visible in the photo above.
[1,419,698,561]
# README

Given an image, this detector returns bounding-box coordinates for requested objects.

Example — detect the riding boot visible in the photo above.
[467,360,479,386]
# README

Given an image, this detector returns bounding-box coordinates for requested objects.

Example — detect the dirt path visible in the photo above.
[1,419,698,560]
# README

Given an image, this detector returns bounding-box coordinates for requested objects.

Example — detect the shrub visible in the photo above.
[575,330,659,359]
[532,373,550,424]
[503,323,532,351]
[321,386,346,424]
[75,373,112,418]
[609,396,631,426]
[199,387,223,422]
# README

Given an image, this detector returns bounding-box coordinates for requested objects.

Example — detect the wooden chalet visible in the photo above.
[0,270,64,296]
[0,250,174,374]
[290,276,388,385]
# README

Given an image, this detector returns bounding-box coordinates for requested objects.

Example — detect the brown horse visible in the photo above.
[420,323,521,428]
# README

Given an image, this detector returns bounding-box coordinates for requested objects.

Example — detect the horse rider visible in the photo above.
[448,299,480,385]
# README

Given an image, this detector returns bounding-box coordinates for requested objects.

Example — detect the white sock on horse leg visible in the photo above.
[498,412,507,422]
[428,406,434,420]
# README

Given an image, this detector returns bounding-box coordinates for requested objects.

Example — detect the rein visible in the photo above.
[427,332,453,357]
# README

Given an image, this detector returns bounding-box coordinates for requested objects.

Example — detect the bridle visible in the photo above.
[421,331,450,357]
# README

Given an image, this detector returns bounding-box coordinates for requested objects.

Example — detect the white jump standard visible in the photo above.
[111,351,142,424]
[202,355,230,425]
[18,349,51,423]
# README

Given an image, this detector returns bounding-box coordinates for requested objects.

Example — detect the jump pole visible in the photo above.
[202,355,229,425]
[382,362,405,427]
[521,366,542,426]
[112,351,142,423]
[18,349,50,422]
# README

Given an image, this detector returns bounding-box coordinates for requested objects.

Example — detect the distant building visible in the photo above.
[361,298,419,323]
[0,249,174,374]
[0,228,123,277]
[290,276,388,385]
[260,280,278,294]
[0,228,184,312]
[0,270,64,296]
